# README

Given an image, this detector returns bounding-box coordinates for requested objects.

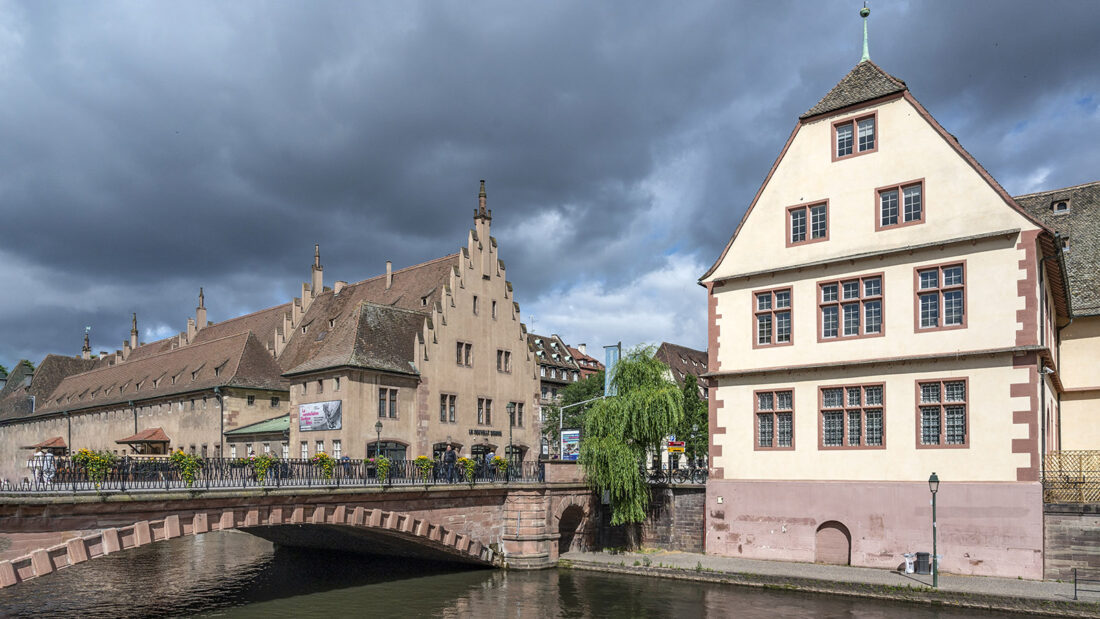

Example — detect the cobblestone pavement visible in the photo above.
[560,549,1100,617]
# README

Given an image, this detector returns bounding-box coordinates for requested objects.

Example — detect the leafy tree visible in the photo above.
[677,374,709,462]
[19,359,34,372]
[0,364,7,376]
[542,370,604,453]
[580,347,683,525]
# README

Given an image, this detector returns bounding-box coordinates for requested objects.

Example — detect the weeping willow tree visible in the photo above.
[580,346,683,525]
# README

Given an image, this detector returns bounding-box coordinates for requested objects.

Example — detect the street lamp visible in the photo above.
[507,402,516,482]
[928,472,940,588]
[375,420,383,461]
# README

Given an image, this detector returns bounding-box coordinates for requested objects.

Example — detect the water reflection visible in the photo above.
[0,531,1012,618]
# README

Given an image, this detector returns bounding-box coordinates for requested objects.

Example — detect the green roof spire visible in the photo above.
[860,3,871,62]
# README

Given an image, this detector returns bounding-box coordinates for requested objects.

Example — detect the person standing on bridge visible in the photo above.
[443,444,457,483]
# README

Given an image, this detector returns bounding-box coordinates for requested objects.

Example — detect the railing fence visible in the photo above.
[1043,451,1100,504]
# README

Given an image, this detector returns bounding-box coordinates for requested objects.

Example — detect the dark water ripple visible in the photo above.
[0,532,1026,618]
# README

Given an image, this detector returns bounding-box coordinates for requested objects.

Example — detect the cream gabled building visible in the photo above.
[700,60,1075,579]
[0,182,541,480]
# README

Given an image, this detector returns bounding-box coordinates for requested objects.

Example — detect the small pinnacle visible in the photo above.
[860,4,871,62]
[199,287,205,308]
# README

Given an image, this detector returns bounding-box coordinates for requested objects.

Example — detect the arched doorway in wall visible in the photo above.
[814,521,852,565]
[366,441,408,461]
[558,505,585,556]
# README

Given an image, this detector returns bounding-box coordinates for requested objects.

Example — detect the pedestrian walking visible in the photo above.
[443,444,457,483]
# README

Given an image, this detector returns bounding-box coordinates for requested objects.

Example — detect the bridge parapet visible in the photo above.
[0,483,595,589]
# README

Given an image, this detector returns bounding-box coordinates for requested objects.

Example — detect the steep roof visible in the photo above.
[528,333,580,372]
[284,303,425,376]
[22,332,288,420]
[277,254,457,373]
[0,356,97,421]
[567,346,603,369]
[800,60,907,119]
[1015,180,1100,315]
[654,342,708,387]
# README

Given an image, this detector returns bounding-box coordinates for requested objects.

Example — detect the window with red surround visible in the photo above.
[833,113,877,161]
[819,384,885,449]
[818,273,883,340]
[915,378,968,448]
[754,389,794,450]
[753,287,792,348]
[876,179,924,230]
[914,262,966,331]
[787,202,829,246]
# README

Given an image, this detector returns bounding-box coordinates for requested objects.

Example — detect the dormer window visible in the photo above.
[302,325,308,334]
[1052,200,1070,214]
[329,318,336,328]
[833,113,877,160]
[1061,237,1070,252]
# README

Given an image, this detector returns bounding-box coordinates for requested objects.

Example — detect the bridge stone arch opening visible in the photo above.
[0,483,595,589]
[549,493,595,561]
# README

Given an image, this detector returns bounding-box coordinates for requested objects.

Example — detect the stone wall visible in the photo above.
[1044,503,1100,580]
[599,485,705,552]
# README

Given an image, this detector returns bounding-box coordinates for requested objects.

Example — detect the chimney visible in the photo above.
[311,244,323,297]
[195,288,207,333]
[334,280,347,295]
[130,313,139,350]
[386,261,393,290]
[82,329,92,360]
[578,343,587,355]
[187,317,196,342]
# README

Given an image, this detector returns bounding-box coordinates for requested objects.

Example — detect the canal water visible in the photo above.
[0,531,1017,618]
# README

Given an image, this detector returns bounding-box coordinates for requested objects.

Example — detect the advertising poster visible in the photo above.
[299,400,343,431]
[561,429,581,461]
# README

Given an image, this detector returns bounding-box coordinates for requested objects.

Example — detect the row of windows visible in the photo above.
[754,263,965,346]
[131,393,281,412]
[754,379,968,450]
[299,377,341,396]
[439,395,525,427]
[540,366,580,381]
[786,179,926,246]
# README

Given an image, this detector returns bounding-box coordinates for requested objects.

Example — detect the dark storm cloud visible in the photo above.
[1,0,1098,368]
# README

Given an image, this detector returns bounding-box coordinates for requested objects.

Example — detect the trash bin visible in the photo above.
[903,553,915,574]
[915,552,931,575]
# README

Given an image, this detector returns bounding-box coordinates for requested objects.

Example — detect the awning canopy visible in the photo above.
[224,415,289,438]
[116,427,170,444]
[23,436,67,450]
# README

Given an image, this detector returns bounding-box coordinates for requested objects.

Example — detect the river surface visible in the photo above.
[0,531,1025,618]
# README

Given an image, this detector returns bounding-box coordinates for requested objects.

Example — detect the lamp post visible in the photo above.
[374,420,383,461]
[928,472,940,588]
[507,402,516,482]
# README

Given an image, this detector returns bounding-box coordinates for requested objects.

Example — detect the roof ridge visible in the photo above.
[205,300,293,326]
[349,252,460,287]
[1013,179,1100,199]
[59,331,252,379]
[357,301,431,318]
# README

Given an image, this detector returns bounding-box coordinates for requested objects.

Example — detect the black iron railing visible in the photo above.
[1043,451,1100,503]
[2,457,545,493]
[643,466,708,485]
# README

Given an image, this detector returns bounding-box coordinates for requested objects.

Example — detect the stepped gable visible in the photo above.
[276,254,457,372]
[654,342,708,387]
[800,60,907,119]
[25,332,287,419]
[284,302,425,377]
[1015,180,1100,315]
[192,302,292,350]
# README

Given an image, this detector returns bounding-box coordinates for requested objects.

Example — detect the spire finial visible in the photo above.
[860,3,871,62]
[314,244,320,268]
[198,287,205,309]
[82,327,91,352]
[478,179,487,212]
[131,312,138,334]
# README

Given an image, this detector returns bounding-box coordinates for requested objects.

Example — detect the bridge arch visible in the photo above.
[550,493,594,560]
[0,504,493,589]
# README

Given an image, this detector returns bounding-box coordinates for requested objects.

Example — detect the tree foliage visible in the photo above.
[542,370,604,449]
[580,347,683,525]
[677,374,709,461]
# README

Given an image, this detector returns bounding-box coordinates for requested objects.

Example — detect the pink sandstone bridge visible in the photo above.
[0,463,595,589]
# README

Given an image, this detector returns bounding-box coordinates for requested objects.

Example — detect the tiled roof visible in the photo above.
[528,333,580,371]
[28,436,66,449]
[0,355,97,421]
[193,303,292,351]
[284,303,424,376]
[1014,180,1100,315]
[24,332,288,419]
[277,254,457,373]
[801,60,907,119]
[654,342,708,387]
[567,346,604,370]
[117,427,170,444]
[224,414,290,437]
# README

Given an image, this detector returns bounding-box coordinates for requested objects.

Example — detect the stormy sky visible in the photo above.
[1,1,1098,371]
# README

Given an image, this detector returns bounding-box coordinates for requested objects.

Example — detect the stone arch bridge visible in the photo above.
[0,479,596,589]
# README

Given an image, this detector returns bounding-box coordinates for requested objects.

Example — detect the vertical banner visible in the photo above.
[561,429,581,461]
[603,342,621,397]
